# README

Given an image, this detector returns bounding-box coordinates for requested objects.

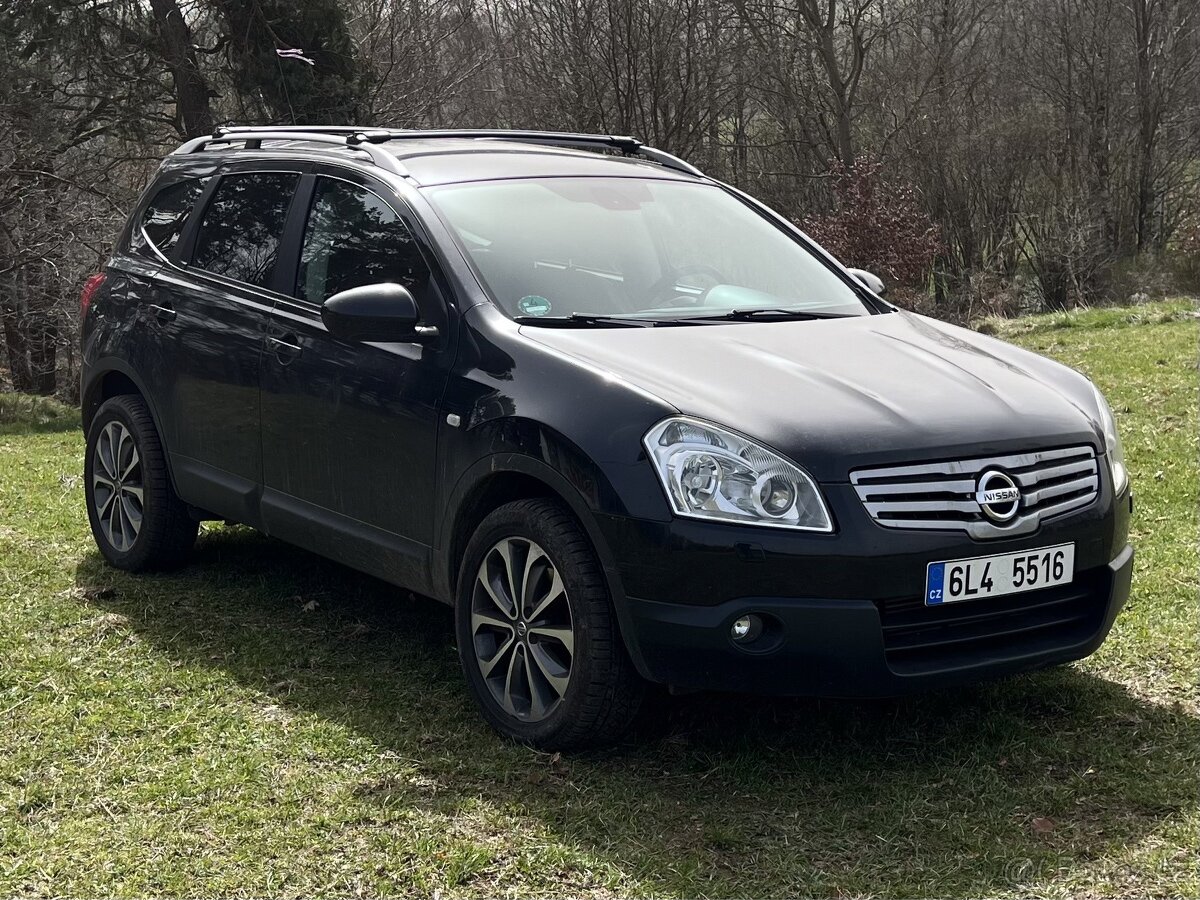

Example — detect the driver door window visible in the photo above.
[298,178,429,304]
[260,175,447,562]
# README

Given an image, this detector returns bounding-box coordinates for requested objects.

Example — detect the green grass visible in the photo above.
[975,296,1199,337]
[0,392,77,435]
[1,300,1196,897]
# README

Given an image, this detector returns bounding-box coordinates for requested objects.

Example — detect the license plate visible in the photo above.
[925,543,1075,606]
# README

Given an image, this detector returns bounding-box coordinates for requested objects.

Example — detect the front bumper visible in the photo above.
[598,483,1133,697]
[622,544,1131,696]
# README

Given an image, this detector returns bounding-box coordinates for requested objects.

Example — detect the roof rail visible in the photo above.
[175,125,705,179]
[343,128,705,178]
[216,125,365,133]
[173,128,409,177]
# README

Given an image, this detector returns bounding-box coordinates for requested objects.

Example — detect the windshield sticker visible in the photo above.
[518,295,552,317]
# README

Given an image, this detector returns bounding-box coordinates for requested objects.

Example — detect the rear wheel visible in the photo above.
[85,395,198,570]
[456,498,644,750]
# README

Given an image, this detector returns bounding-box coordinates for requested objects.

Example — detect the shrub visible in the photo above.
[1171,209,1200,290]
[1020,201,1115,311]
[800,158,942,288]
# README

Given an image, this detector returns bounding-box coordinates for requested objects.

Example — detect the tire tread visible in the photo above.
[457,498,643,750]
[87,395,197,571]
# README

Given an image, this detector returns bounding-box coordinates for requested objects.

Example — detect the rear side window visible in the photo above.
[297,178,429,304]
[191,172,299,287]
[130,177,208,259]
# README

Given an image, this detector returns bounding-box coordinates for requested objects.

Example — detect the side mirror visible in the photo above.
[847,268,886,297]
[321,283,438,344]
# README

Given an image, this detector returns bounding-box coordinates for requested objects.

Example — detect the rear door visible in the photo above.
[98,170,211,416]
[258,169,454,592]
[156,163,306,524]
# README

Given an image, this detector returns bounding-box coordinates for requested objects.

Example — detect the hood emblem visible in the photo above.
[975,469,1021,522]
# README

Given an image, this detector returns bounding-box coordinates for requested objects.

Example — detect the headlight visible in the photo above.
[643,417,833,531]
[1092,384,1128,495]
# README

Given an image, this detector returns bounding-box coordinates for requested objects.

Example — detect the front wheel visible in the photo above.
[84,394,198,571]
[455,498,644,750]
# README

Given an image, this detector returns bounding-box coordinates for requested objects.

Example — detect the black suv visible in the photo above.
[81,126,1133,749]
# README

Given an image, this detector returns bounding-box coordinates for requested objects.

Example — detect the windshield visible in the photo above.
[426,178,872,322]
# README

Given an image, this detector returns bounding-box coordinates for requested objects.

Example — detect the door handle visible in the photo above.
[148,303,176,323]
[268,335,302,360]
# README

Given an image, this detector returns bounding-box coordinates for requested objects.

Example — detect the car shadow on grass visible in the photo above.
[74,525,1197,897]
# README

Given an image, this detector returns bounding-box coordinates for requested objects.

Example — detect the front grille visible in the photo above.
[851,446,1100,539]
[874,570,1108,675]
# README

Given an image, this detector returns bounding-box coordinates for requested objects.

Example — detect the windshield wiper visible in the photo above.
[686,307,856,322]
[513,309,854,327]
[513,313,659,328]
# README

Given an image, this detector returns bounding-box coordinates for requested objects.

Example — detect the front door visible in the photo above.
[258,171,454,592]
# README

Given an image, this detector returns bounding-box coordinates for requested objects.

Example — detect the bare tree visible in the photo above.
[149,0,215,136]
[1131,0,1198,252]
[733,0,893,167]
[1,0,1197,393]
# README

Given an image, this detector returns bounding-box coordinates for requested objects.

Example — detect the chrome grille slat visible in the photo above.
[857,478,978,497]
[1024,475,1099,506]
[865,499,981,515]
[868,518,980,531]
[1033,490,1097,520]
[851,445,1100,539]
[1012,458,1097,486]
[851,445,1093,483]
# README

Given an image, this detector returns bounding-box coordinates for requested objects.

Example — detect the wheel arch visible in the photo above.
[436,453,652,677]
[81,361,178,492]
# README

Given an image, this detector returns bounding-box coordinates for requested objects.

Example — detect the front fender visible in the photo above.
[434,415,633,591]
[433,424,660,679]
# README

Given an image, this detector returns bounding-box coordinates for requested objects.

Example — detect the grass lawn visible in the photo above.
[1,299,1196,898]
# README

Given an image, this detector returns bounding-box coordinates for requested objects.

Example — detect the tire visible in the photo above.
[84,394,198,571]
[455,498,644,750]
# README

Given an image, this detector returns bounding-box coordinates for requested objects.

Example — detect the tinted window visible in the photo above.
[192,172,299,287]
[298,178,428,304]
[131,178,208,258]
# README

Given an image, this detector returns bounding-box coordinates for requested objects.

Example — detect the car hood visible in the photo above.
[521,310,1103,482]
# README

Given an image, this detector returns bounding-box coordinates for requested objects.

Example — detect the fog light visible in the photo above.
[731,614,761,642]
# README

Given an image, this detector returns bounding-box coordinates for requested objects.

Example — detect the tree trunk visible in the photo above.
[1,301,35,394]
[149,0,214,137]
[813,10,855,167]
[29,318,58,396]
[1132,0,1159,253]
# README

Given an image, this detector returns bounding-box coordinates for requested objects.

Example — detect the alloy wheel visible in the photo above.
[92,420,144,552]
[470,537,574,722]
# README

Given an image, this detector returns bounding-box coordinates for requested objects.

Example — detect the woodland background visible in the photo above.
[1,0,1197,398]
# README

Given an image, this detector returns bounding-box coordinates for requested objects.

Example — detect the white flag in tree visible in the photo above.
[275,48,315,66]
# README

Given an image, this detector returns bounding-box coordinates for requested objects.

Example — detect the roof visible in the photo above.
[168,127,706,187]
